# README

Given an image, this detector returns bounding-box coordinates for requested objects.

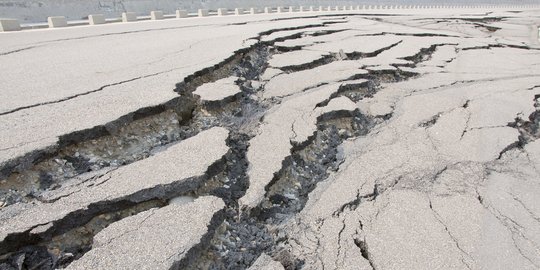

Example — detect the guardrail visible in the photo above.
[1,4,539,32]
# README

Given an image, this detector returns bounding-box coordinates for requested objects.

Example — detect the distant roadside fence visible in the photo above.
[1,4,539,32]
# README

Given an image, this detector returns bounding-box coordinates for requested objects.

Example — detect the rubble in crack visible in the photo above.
[0,40,274,269]
[508,94,540,145]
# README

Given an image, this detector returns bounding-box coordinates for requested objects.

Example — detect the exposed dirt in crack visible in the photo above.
[0,42,277,208]
[1,19,455,270]
[1,17,366,268]
[500,94,540,158]
[399,43,458,65]
[1,20,351,199]
[316,69,417,108]
[0,199,166,268]
[258,110,376,221]
[0,160,222,268]
[354,236,376,270]
[188,112,377,270]
[461,43,540,51]
[276,54,337,73]
[187,65,416,269]
[0,39,275,269]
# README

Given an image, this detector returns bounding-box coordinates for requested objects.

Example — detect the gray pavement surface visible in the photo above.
[248,253,286,270]
[66,196,225,269]
[194,76,241,102]
[0,127,228,248]
[1,7,540,270]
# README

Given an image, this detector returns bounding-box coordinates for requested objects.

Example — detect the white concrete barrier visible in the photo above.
[150,11,163,20]
[249,7,258,14]
[289,6,295,12]
[47,16,67,28]
[277,6,284,13]
[0,18,20,31]
[264,7,271,13]
[235,8,244,15]
[176,10,188,18]
[88,14,105,25]
[334,6,339,11]
[198,9,209,17]
[122,12,137,22]
[327,6,332,11]
[217,8,228,16]
[319,6,324,11]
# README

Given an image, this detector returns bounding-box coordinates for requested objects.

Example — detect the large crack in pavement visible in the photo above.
[497,94,540,159]
[0,40,274,269]
[4,11,539,270]
[0,20,363,269]
[188,32,441,269]
[0,18,346,185]
[186,59,419,269]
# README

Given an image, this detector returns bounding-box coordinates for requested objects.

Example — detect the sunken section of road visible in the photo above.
[1,7,540,270]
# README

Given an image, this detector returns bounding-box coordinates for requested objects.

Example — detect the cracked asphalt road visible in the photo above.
[1,7,540,270]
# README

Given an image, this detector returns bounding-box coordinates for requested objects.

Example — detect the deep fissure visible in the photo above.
[0,34,276,270]
[187,58,420,270]
[1,21,454,270]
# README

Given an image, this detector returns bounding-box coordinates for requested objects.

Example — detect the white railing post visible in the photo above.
[198,9,209,17]
[176,10,188,18]
[122,12,137,22]
[48,16,67,28]
[150,11,163,20]
[0,19,20,31]
[88,14,105,25]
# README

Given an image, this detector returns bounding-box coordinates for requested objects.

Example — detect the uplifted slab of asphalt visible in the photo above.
[67,196,224,270]
[194,76,241,102]
[0,127,229,248]
[263,60,366,98]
